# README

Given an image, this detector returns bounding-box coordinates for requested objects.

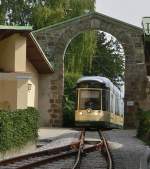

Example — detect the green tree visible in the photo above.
[0,0,95,28]
[0,1,5,24]
[83,31,125,86]
[0,0,32,25]
[64,1,96,74]
[65,31,97,74]
[63,72,81,126]
[32,4,65,29]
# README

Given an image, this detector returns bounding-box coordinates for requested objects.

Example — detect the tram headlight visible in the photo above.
[80,112,83,115]
[95,112,98,115]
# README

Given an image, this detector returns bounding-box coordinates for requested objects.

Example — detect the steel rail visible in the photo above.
[72,129,104,169]
[16,129,86,169]
[98,130,113,169]
[0,142,80,166]
[15,142,102,169]
[0,130,84,169]
[14,149,78,169]
[0,129,111,169]
[72,128,85,169]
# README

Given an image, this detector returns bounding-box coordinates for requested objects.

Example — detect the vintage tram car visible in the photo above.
[75,76,124,128]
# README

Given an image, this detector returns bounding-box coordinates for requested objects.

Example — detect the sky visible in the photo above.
[96,0,150,28]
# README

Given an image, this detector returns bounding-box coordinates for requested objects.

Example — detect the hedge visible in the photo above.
[0,107,39,152]
[137,110,150,145]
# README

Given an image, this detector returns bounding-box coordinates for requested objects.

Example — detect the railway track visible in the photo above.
[72,129,112,169]
[0,129,112,169]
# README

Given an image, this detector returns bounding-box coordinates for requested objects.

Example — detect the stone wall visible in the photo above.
[33,12,150,128]
[38,74,51,126]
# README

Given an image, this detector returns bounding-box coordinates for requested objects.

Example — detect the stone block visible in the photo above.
[54,99,61,103]
[51,103,58,108]
[51,85,58,90]
[51,114,58,118]
[53,109,59,113]
[49,99,54,103]
[48,109,52,113]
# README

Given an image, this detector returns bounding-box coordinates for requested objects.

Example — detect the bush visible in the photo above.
[0,107,39,152]
[63,72,81,127]
[137,110,150,145]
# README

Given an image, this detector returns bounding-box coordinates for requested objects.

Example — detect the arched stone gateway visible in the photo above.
[33,12,149,128]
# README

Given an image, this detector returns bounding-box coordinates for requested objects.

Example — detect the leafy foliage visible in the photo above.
[63,72,81,126]
[83,32,125,86]
[65,31,97,73]
[0,2,5,24]
[137,110,150,145]
[65,31,124,86]
[0,0,95,27]
[0,107,39,152]
[32,3,66,29]
[0,0,32,25]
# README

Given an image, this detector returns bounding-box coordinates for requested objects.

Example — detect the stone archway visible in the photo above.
[33,12,148,128]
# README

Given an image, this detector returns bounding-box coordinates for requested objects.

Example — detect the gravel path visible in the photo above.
[79,150,107,169]
[33,156,76,169]
[103,129,150,169]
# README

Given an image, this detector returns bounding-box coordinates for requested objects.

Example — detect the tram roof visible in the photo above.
[77,76,121,95]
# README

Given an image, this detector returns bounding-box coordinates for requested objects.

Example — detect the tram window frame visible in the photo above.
[78,88,102,110]
[119,98,124,117]
[110,91,114,113]
[102,89,110,111]
[102,89,106,111]
[106,89,110,111]
[115,95,119,115]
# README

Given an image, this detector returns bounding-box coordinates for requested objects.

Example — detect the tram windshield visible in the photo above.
[78,89,101,110]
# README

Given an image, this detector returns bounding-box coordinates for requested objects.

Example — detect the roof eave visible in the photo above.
[0,25,33,31]
[29,32,54,73]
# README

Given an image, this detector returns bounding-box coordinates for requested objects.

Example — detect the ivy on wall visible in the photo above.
[0,107,39,152]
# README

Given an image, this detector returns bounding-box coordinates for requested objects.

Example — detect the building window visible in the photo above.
[28,83,32,91]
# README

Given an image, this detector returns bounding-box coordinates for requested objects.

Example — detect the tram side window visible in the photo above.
[118,98,120,115]
[110,93,114,113]
[106,90,110,111]
[115,95,116,114]
[118,97,122,116]
[102,90,110,111]
[115,96,119,115]
[119,98,124,117]
[75,90,78,109]
[102,90,106,111]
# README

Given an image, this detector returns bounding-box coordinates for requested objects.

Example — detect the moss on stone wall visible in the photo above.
[0,107,39,152]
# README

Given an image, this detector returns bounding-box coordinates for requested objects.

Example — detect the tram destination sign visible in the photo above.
[142,17,150,36]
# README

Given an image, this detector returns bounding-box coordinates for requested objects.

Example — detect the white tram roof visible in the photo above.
[77,76,121,96]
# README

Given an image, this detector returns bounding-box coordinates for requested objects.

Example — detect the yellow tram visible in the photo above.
[75,76,124,128]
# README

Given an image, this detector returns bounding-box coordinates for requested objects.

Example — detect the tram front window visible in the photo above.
[78,89,101,110]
